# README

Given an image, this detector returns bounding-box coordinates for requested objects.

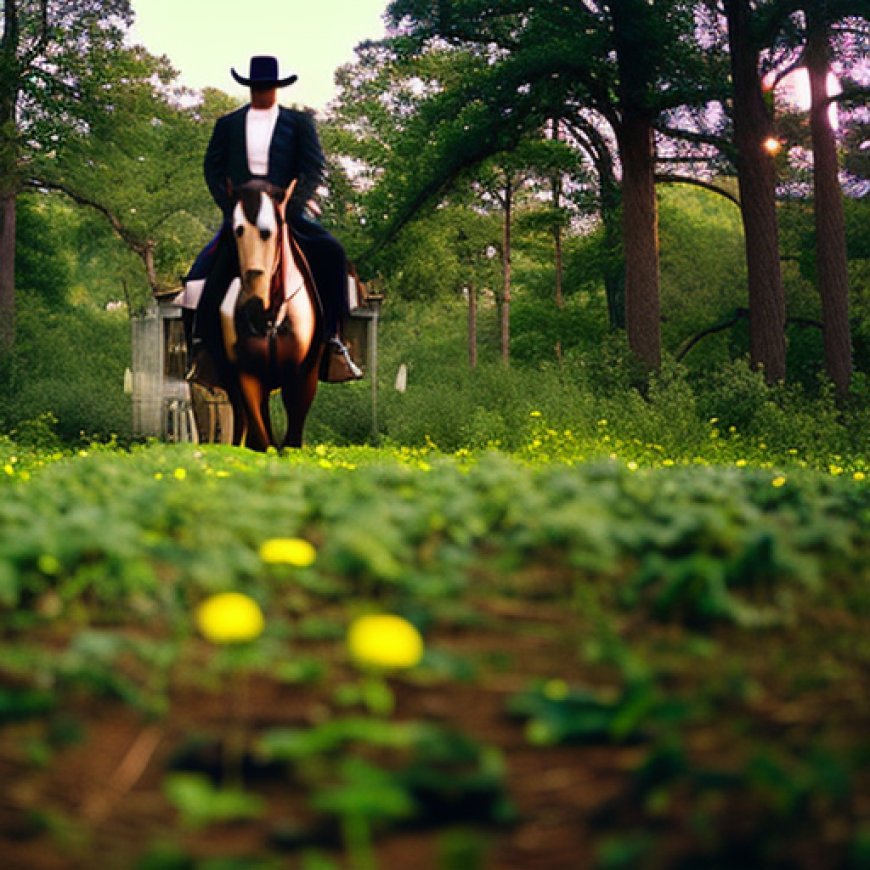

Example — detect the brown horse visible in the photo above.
[218,179,323,451]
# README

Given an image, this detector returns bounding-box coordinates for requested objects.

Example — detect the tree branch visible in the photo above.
[655,173,741,207]
[27,177,147,254]
[676,307,748,361]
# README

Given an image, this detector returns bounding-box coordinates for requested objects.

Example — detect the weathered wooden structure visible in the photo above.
[130,275,381,443]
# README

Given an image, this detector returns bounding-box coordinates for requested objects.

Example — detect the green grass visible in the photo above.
[0,438,868,867]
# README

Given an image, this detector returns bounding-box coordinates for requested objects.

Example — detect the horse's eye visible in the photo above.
[235,225,244,238]
[260,228,271,241]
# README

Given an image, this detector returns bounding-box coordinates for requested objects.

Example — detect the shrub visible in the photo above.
[0,300,131,442]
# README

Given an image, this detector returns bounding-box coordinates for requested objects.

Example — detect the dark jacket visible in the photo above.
[203,105,325,218]
[191,104,347,342]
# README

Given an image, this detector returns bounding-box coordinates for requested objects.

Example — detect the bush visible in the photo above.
[0,300,131,443]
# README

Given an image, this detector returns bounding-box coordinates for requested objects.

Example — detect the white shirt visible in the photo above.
[246,104,279,176]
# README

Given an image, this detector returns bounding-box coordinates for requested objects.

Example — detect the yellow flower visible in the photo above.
[529,410,542,418]
[626,460,638,472]
[195,592,264,644]
[173,467,187,481]
[771,475,787,488]
[347,614,424,670]
[259,537,317,567]
[854,471,866,482]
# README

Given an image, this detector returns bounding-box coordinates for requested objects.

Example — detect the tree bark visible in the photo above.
[725,0,787,383]
[0,192,15,351]
[467,282,477,369]
[610,0,661,367]
[617,111,661,369]
[551,118,564,310]
[805,9,852,395]
[0,0,20,352]
[501,173,512,366]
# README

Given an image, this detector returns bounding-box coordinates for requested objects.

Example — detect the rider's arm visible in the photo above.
[204,115,232,215]
[288,111,325,218]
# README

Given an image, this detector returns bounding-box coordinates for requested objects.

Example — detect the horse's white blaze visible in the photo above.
[224,185,316,367]
[234,192,278,309]
[256,192,277,235]
[232,201,246,236]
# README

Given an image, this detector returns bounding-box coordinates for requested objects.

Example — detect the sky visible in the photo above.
[128,0,391,112]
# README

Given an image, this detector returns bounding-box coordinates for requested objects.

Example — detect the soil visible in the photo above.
[1,594,868,869]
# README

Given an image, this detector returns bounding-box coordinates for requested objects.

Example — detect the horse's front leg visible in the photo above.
[239,372,272,452]
[281,364,319,449]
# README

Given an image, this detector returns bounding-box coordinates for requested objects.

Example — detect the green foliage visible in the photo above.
[0,439,867,865]
[15,197,77,307]
[0,442,865,627]
[0,300,131,442]
[34,46,219,294]
[164,773,266,829]
[657,185,746,360]
[509,679,678,746]
[363,300,868,464]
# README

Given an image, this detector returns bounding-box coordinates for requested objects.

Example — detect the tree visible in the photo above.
[654,1,866,386]
[372,1,716,370]
[804,5,851,394]
[0,0,133,350]
[723,0,788,382]
[32,54,232,296]
[472,138,575,364]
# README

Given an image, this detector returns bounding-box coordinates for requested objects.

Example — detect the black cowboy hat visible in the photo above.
[231,56,298,88]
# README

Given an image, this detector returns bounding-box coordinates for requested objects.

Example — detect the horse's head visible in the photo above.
[231,180,292,309]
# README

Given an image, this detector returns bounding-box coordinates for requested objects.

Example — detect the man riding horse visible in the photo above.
[183,55,359,383]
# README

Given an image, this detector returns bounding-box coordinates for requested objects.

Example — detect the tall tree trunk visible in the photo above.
[601,181,626,331]
[611,0,660,365]
[0,0,20,352]
[467,283,477,369]
[551,118,564,310]
[725,0,786,383]
[0,192,15,351]
[806,9,852,396]
[501,174,512,366]
[617,112,661,369]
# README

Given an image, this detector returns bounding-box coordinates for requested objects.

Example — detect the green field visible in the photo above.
[1,438,868,868]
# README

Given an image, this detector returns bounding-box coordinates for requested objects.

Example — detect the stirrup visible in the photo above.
[328,337,363,379]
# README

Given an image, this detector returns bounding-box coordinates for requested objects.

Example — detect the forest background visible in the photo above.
[0,0,868,460]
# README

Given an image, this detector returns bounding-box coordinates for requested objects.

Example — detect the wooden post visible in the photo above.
[368,294,383,444]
